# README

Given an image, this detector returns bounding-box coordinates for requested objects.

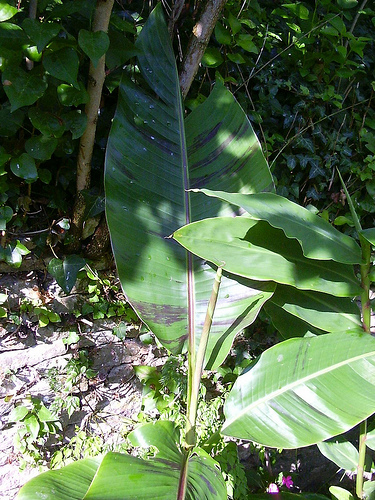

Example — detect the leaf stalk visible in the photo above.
[356,420,367,499]
[183,266,222,497]
[337,168,372,498]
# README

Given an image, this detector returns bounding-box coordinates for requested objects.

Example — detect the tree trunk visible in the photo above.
[179,0,228,99]
[69,0,114,251]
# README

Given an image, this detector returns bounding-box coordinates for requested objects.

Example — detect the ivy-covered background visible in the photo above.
[0,0,374,269]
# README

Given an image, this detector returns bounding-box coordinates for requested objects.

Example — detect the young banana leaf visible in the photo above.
[105,4,274,368]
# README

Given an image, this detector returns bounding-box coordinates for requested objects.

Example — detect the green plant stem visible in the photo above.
[360,234,372,333]
[177,451,189,500]
[180,267,222,499]
[337,168,372,498]
[356,419,367,499]
[186,266,222,446]
[356,235,371,498]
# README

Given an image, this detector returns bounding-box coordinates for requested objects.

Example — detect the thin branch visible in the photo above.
[186,267,222,446]
[344,0,368,49]
[236,64,268,162]
[248,24,269,80]
[236,13,341,93]
[168,0,185,37]
[179,0,228,99]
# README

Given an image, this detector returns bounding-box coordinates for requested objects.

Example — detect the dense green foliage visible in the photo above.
[186,0,375,228]
[0,0,374,268]
[15,4,375,499]
[1,0,375,498]
[0,0,136,264]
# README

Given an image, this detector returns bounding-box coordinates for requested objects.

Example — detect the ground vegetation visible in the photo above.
[0,0,374,498]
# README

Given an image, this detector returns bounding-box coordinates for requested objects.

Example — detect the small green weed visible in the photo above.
[19,300,61,328]
[51,427,130,469]
[0,292,8,318]
[77,267,138,324]
[49,348,97,418]
[215,441,249,500]
[8,395,62,469]
[134,353,250,497]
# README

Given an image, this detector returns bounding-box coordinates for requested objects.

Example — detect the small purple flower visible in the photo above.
[267,483,279,493]
[282,476,293,489]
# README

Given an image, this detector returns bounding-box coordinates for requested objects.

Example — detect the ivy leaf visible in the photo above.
[48,255,86,293]
[228,12,241,35]
[25,135,58,161]
[48,0,95,20]
[22,18,60,52]
[38,168,52,184]
[9,405,29,422]
[0,205,13,230]
[0,22,27,50]
[57,82,89,106]
[309,163,326,179]
[0,105,24,137]
[2,67,47,112]
[214,22,231,45]
[37,404,58,423]
[236,34,259,53]
[25,414,40,441]
[106,30,137,69]
[62,110,87,139]
[296,136,315,153]
[82,190,105,218]
[10,153,38,182]
[0,2,18,22]
[28,108,66,138]
[78,29,109,67]
[337,0,358,8]
[227,52,246,64]
[109,14,136,34]
[43,47,80,88]
[201,47,223,67]
[0,147,11,167]
[281,3,310,20]
[0,240,30,268]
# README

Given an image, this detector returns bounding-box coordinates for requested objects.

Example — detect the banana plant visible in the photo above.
[104,3,275,371]
[173,187,375,498]
[16,5,375,500]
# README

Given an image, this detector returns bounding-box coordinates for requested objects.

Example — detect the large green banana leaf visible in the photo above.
[105,4,274,368]
[194,190,362,264]
[173,217,362,297]
[17,421,226,500]
[264,300,327,339]
[222,331,375,448]
[268,285,362,333]
[16,457,102,500]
